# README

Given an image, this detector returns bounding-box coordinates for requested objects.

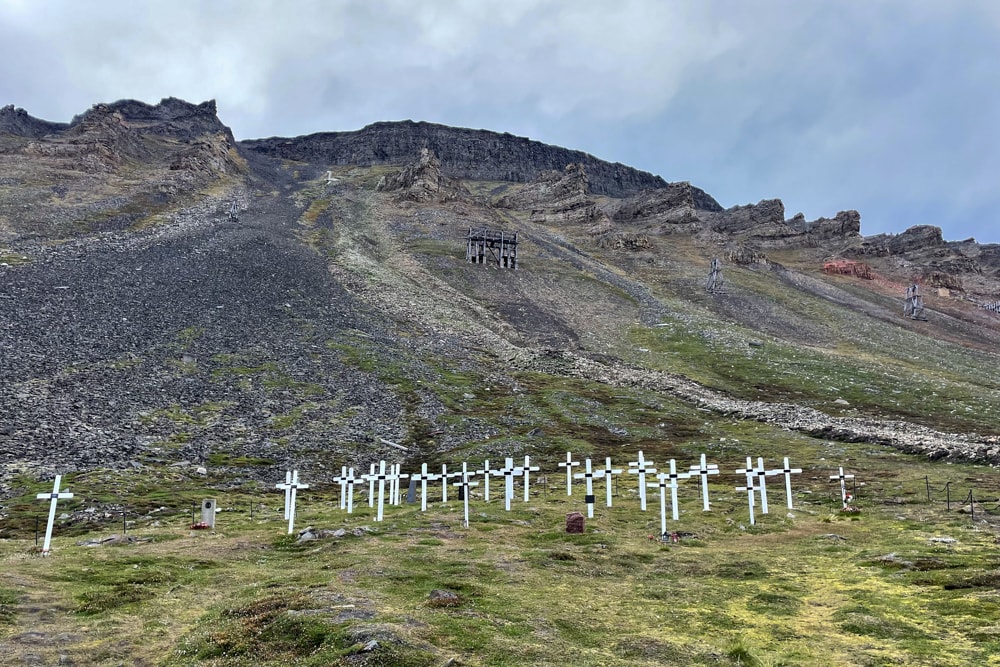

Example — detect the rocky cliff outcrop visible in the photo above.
[241,120,669,197]
[496,163,610,228]
[76,97,234,143]
[22,104,148,173]
[0,105,68,139]
[375,148,468,202]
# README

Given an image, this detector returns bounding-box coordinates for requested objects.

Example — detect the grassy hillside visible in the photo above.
[3,157,1000,666]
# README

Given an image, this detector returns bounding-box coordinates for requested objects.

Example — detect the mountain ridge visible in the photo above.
[2,97,1000,491]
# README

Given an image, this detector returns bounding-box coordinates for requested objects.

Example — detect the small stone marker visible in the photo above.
[522,455,540,502]
[36,475,74,555]
[406,479,417,504]
[598,456,623,507]
[689,453,720,511]
[557,451,580,496]
[735,457,757,525]
[628,450,657,511]
[830,467,855,508]
[200,498,217,529]
[573,458,599,518]
[476,459,493,501]
[452,465,480,528]
[777,457,802,510]
[275,470,309,534]
[566,511,585,534]
[411,463,441,512]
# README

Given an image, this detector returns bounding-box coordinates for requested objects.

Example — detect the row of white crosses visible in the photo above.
[31,455,843,552]
[735,457,803,525]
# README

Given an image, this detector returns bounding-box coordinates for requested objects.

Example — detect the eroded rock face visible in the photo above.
[0,105,68,139]
[375,148,469,202]
[497,163,610,227]
[242,120,669,197]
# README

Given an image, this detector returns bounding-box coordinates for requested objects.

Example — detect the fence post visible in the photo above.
[925,475,931,503]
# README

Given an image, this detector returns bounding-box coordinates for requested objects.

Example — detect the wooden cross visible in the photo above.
[776,457,802,510]
[392,463,409,506]
[365,460,391,521]
[557,451,580,496]
[735,457,757,525]
[476,459,493,501]
[335,466,349,510]
[663,459,691,520]
[597,456,623,507]
[366,462,377,508]
[278,470,292,519]
[275,470,309,534]
[649,472,680,537]
[410,463,441,511]
[522,455,540,502]
[492,457,523,511]
[344,467,357,514]
[689,453,719,511]
[830,467,855,508]
[573,458,600,518]
[753,457,778,515]
[440,464,463,503]
[36,475,74,555]
[628,450,657,511]
[452,465,480,528]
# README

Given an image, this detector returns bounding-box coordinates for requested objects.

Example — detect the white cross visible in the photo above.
[492,457,522,511]
[364,460,391,521]
[557,451,580,496]
[278,470,292,519]
[689,453,719,511]
[522,455,540,502]
[663,459,690,520]
[628,450,657,511]
[36,475,74,555]
[344,467,357,514]
[597,457,623,507]
[735,457,757,525]
[476,459,493,501]
[753,457,779,515]
[275,470,309,534]
[573,458,599,518]
[776,457,802,510]
[366,462,377,508]
[649,472,680,537]
[830,466,855,508]
[335,466,349,510]
[410,463,441,511]
[392,463,409,506]
[452,464,480,528]
[440,464,462,503]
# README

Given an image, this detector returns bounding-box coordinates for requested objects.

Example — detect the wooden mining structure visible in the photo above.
[466,228,518,269]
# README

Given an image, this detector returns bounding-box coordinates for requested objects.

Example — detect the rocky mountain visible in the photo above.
[2,97,1000,498]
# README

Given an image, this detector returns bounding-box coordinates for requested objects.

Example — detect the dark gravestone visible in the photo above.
[406,479,417,504]
[566,511,585,534]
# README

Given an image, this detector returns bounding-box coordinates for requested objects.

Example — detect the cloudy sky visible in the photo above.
[2,0,998,243]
